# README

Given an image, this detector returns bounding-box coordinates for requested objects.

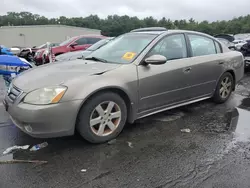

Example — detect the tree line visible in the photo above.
[0,12,250,36]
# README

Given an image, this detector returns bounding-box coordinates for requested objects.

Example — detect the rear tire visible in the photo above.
[213,72,234,104]
[76,92,127,143]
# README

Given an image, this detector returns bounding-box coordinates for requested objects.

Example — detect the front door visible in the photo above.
[71,38,101,52]
[137,33,192,113]
[69,38,88,52]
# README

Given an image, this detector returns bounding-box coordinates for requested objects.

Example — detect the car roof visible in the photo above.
[132,31,167,35]
[167,29,212,36]
[130,28,214,38]
[77,35,106,38]
[130,27,167,35]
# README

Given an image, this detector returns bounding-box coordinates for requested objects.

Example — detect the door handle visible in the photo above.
[183,67,192,73]
[219,61,225,65]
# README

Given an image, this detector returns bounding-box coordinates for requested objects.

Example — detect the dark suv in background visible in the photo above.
[34,35,106,65]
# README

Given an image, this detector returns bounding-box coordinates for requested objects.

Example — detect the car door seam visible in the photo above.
[141,80,216,100]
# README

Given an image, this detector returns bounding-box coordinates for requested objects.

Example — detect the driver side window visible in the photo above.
[147,34,187,61]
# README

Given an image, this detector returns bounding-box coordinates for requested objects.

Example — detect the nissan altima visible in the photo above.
[3,27,244,143]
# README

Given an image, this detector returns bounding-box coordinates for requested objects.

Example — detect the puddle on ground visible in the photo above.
[233,108,250,142]
[240,98,250,110]
[227,94,246,109]
[224,93,250,143]
[226,106,250,142]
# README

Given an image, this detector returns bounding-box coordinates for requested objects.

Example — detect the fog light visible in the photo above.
[24,125,33,133]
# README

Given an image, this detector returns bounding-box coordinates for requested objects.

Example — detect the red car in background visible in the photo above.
[34,35,106,65]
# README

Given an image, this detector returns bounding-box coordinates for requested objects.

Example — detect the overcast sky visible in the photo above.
[1,0,250,22]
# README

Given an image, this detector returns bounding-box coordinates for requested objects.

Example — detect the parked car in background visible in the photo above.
[10,47,21,55]
[55,37,114,62]
[216,38,236,50]
[18,43,58,61]
[32,43,59,55]
[0,55,35,87]
[234,33,250,41]
[233,39,247,51]
[241,39,250,56]
[241,40,250,70]
[34,35,106,65]
[233,33,250,51]
[214,34,237,50]
[3,27,244,143]
[214,33,250,51]
[214,34,235,42]
[0,45,13,55]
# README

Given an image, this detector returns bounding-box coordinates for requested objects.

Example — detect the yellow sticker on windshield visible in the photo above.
[122,52,136,60]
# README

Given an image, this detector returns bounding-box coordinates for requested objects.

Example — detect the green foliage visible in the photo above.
[0,12,250,36]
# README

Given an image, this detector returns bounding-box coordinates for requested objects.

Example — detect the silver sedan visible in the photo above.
[3,27,244,143]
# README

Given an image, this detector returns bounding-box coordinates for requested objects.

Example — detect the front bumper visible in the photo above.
[3,92,83,138]
[34,56,43,65]
[34,56,49,66]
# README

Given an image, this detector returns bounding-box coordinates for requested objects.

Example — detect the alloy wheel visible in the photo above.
[90,101,121,136]
[219,76,232,99]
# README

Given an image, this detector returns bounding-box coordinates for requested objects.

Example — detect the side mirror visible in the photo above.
[70,42,78,47]
[144,55,167,65]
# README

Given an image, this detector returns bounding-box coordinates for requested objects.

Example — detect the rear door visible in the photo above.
[183,33,225,98]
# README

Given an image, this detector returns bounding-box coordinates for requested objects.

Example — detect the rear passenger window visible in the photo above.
[214,41,222,53]
[188,34,216,56]
[147,34,187,61]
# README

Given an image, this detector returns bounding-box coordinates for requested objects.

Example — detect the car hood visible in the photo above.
[13,59,121,92]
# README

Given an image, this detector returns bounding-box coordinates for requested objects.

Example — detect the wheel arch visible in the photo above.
[216,70,236,91]
[75,87,135,127]
[226,70,236,90]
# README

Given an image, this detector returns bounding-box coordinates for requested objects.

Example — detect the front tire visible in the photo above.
[213,72,234,104]
[76,92,127,143]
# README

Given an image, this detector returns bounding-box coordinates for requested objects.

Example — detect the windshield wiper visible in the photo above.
[85,56,108,63]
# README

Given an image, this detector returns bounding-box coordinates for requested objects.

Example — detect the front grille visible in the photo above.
[7,85,22,103]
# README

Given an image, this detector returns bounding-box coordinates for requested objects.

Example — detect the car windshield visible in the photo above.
[59,37,77,46]
[86,38,112,51]
[86,33,157,64]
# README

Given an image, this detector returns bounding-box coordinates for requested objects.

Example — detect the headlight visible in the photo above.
[24,86,67,105]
